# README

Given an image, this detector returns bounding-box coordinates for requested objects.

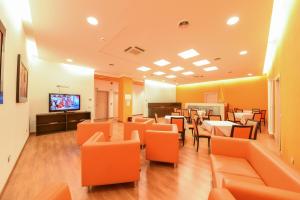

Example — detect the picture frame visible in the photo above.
[0,19,6,104]
[16,54,28,103]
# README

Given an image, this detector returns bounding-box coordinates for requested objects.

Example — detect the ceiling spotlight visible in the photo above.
[227,16,239,26]
[193,59,210,67]
[166,75,176,79]
[182,71,194,76]
[154,59,171,67]
[240,50,248,55]
[137,66,151,72]
[178,49,199,59]
[203,66,219,72]
[170,66,184,72]
[87,16,98,26]
[153,71,166,76]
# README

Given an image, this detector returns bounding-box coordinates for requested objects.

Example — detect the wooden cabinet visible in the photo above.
[148,102,182,118]
[36,112,91,135]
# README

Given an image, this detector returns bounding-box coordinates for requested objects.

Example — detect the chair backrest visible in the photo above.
[230,125,253,139]
[154,113,158,123]
[209,115,222,121]
[260,110,267,119]
[252,108,260,113]
[190,109,198,119]
[246,119,258,139]
[208,109,213,115]
[253,113,262,122]
[192,117,199,137]
[227,112,235,122]
[170,117,184,132]
[182,109,190,117]
[171,112,180,116]
[234,108,243,113]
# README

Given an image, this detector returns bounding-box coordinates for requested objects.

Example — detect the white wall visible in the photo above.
[94,79,118,118]
[29,59,95,132]
[144,80,176,117]
[132,84,144,115]
[0,0,30,192]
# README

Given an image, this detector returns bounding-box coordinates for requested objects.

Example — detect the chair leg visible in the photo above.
[182,132,185,146]
[193,135,196,146]
[196,137,200,152]
[208,138,211,154]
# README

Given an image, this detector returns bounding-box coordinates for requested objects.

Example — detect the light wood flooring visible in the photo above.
[0,121,278,200]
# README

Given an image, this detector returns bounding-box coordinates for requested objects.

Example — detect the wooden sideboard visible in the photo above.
[36,111,91,135]
[148,102,181,117]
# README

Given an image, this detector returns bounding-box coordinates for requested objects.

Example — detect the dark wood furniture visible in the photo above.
[148,102,181,118]
[36,111,91,135]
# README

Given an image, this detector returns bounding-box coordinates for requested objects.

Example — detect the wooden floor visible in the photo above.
[0,121,277,200]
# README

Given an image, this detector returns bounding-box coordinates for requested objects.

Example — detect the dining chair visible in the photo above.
[252,113,262,133]
[245,119,259,140]
[208,115,222,121]
[234,108,243,113]
[190,109,198,122]
[171,117,185,146]
[182,109,191,122]
[252,108,260,113]
[230,125,253,139]
[227,112,241,124]
[260,110,267,125]
[154,113,159,123]
[208,109,213,115]
[192,117,211,152]
[171,112,180,116]
[175,108,182,115]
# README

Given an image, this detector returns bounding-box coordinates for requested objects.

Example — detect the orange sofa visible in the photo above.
[81,130,140,187]
[76,120,112,145]
[145,123,179,166]
[124,117,154,146]
[33,183,72,200]
[210,136,300,200]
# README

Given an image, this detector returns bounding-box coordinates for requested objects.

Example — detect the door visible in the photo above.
[95,90,109,120]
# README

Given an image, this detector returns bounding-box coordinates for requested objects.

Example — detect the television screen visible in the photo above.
[49,93,80,112]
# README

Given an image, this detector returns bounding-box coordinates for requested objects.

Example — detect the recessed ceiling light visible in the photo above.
[66,58,73,63]
[153,71,166,76]
[227,16,239,26]
[153,59,171,67]
[240,50,248,55]
[166,75,176,79]
[170,66,184,72]
[203,66,219,72]
[178,49,199,59]
[182,71,195,75]
[193,59,211,67]
[248,73,253,76]
[87,16,98,26]
[137,66,151,72]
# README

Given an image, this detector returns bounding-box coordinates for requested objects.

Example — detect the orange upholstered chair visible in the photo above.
[33,183,72,200]
[252,113,262,133]
[230,125,253,139]
[76,121,112,145]
[210,136,300,199]
[170,117,185,146]
[81,131,140,187]
[145,123,179,166]
[124,117,154,146]
[208,188,236,200]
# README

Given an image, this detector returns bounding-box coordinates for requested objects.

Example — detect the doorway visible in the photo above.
[95,90,109,120]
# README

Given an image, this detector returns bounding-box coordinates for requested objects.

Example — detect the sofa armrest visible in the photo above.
[208,188,236,200]
[33,183,72,200]
[224,179,300,200]
[211,136,249,158]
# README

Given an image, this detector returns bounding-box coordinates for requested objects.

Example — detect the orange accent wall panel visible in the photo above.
[118,77,133,122]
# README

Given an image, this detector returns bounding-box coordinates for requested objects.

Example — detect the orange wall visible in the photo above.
[268,0,300,170]
[176,76,268,110]
[118,77,133,122]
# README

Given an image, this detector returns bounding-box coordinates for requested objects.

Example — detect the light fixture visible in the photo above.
[143,75,147,79]
[240,50,248,55]
[170,66,184,72]
[153,71,166,76]
[248,73,253,76]
[87,16,98,26]
[137,66,151,72]
[66,58,73,63]
[178,49,199,59]
[153,59,171,67]
[166,75,176,79]
[203,66,219,72]
[182,71,195,75]
[227,16,239,26]
[193,59,210,67]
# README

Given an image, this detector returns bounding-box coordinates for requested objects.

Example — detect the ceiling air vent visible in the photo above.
[124,46,145,55]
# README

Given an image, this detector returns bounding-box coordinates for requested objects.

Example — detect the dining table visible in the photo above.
[202,120,238,137]
[234,112,254,124]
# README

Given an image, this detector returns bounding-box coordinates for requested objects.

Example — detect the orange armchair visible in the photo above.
[81,131,140,187]
[210,136,300,200]
[33,183,72,200]
[145,123,179,166]
[124,117,154,146]
[76,121,112,145]
[208,188,236,200]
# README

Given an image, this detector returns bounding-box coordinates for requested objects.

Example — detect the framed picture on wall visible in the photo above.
[0,19,6,104]
[16,54,28,103]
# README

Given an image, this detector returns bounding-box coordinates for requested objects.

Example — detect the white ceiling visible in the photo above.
[28,0,273,84]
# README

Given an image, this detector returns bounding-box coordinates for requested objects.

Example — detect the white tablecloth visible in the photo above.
[197,110,206,117]
[165,115,189,131]
[202,120,237,137]
[234,112,253,124]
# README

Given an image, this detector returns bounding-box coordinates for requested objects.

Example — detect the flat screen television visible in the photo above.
[49,93,80,112]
